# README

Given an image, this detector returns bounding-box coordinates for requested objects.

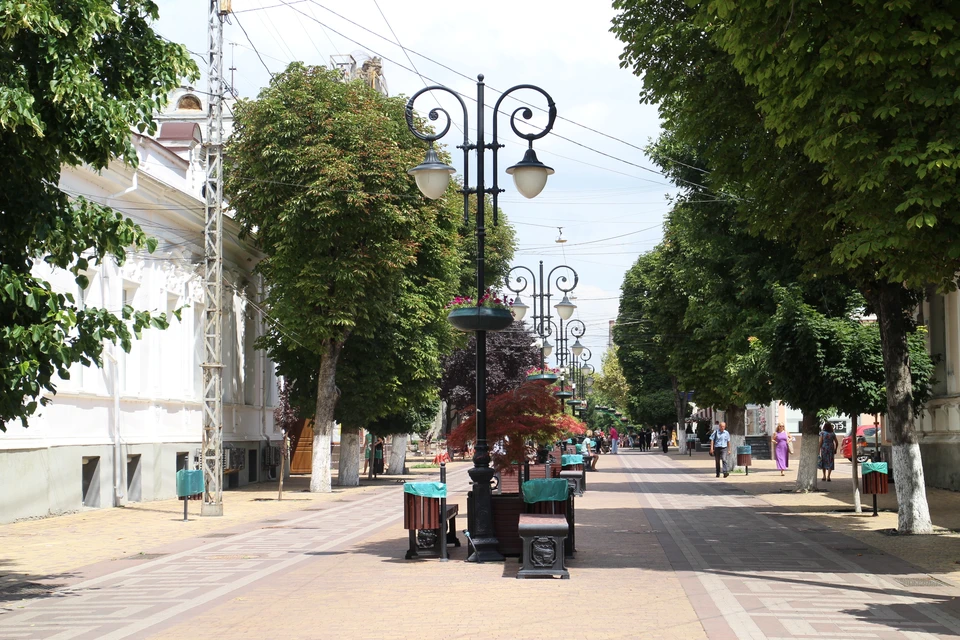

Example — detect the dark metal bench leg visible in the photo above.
[447,515,461,547]
[406,530,419,560]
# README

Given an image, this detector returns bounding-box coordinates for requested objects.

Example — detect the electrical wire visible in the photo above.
[233,12,275,78]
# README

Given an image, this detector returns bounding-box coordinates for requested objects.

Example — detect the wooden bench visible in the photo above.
[403,463,460,560]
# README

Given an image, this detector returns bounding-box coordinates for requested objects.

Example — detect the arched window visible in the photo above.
[176,94,202,111]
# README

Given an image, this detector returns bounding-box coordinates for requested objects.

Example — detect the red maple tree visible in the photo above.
[449,381,587,470]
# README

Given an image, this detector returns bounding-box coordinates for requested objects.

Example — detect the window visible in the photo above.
[176,94,202,111]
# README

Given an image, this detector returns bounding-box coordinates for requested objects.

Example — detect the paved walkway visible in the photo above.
[624,452,960,639]
[1,453,959,639]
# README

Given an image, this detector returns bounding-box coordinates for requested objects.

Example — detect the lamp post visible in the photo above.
[405,76,557,563]
[508,261,578,376]
[549,319,585,413]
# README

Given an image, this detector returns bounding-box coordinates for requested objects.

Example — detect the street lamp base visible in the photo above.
[467,536,505,563]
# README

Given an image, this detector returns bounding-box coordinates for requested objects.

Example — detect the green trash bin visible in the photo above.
[176,469,204,521]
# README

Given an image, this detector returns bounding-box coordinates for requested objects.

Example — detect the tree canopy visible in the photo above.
[226,63,455,491]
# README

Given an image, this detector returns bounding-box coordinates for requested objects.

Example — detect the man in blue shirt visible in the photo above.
[710,421,731,478]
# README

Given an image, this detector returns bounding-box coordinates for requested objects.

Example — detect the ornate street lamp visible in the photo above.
[405,76,557,563]
[548,317,585,413]
[507,261,578,375]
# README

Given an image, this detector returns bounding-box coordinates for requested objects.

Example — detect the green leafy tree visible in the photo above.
[613,0,958,531]
[740,286,933,491]
[0,1,196,428]
[703,0,960,533]
[592,348,631,416]
[226,64,449,492]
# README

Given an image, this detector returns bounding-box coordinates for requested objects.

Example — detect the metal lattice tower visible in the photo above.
[201,0,229,516]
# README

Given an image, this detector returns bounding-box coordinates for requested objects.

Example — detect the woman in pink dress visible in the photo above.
[772,423,792,476]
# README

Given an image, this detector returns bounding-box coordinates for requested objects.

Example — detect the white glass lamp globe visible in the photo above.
[408,146,455,200]
[554,295,576,320]
[571,339,585,358]
[510,297,529,321]
[506,148,554,199]
[542,340,554,358]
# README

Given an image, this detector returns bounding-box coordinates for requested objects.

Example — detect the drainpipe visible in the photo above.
[101,260,125,506]
[258,274,270,481]
[103,349,124,506]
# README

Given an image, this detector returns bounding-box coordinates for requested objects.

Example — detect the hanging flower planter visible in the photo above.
[526,372,559,382]
[447,307,515,332]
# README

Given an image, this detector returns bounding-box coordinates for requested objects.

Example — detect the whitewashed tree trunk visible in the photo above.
[388,433,408,475]
[310,338,344,493]
[875,281,932,534]
[725,404,745,471]
[795,412,819,492]
[337,426,361,486]
[672,376,687,455]
[892,442,932,532]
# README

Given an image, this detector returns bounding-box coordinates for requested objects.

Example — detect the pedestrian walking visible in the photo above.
[660,428,669,453]
[644,428,653,451]
[818,422,838,482]
[772,423,792,476]
[610,425,619,454]
[710,421,731,478]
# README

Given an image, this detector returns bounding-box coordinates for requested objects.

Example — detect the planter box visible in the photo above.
[447,307,514,332]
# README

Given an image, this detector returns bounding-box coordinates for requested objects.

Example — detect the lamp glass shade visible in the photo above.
[510,297,528,322]
[408,147,455,200]
[555,295,576,320]
[542,340,553,358]
[571,339,585,358]
[506,148,554,199]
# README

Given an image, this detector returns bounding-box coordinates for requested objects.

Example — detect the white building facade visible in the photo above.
[0,90,281,522]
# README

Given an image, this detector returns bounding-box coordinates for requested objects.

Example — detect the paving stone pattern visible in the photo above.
[624,452,960,640]
[0,467,470,640]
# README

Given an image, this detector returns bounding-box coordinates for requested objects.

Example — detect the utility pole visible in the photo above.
[201,0,230,516]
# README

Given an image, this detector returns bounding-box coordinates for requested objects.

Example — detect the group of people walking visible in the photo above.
[708,420,841,479]
[628,427,671,453]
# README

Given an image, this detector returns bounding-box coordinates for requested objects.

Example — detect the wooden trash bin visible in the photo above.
[403,464,459,560]
[861,461,889,516]
[736,445,752,475]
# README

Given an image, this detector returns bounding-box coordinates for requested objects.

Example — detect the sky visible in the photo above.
[154,0,675,364]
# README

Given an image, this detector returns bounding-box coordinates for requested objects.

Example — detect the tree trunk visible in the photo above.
[875,282,932,534]
[388,433,408,475]
[310,338,344,493]
[337,426,361,486]
[725,404,745,471]
[672,376,686,454]
[795,411,820,492]
[852,446,862,513]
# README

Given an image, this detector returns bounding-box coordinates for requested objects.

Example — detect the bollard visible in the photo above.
[439,462,448,561]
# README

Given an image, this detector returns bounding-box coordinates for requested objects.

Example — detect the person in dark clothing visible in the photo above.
[660,428,670,453]
[644,429,653,451]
